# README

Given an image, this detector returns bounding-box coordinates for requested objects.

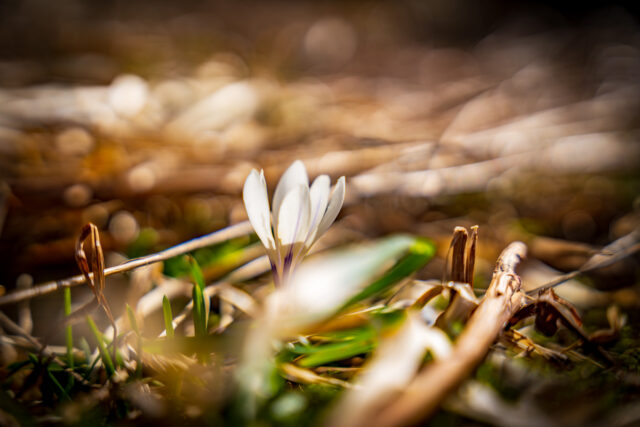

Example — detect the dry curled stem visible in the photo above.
[74,223,117,363]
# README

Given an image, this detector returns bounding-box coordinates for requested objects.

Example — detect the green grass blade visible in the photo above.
[162,237,251,278]
[192,285,205,337]
[47,368,71,402]
[126,304,143,378]
[339,237,436,311]
[297,338,376,367]
[291,311,405,367]
[188,256,208,338]
[126,304,140,336]
[162,296,175,339]
[63,287,74,391]
[189,255,206,291]
[86,316,115,378]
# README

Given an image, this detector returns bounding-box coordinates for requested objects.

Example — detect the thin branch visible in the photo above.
[0,221,254,306]
[367,241,527,427]
[527,227,640,295]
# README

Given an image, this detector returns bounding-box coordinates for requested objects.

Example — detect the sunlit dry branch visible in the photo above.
[15,274,33,334]
[369,241,527,427]
[0,221,254,306]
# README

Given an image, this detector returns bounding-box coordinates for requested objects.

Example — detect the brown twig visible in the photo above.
[0,221,254,306]
[368,241,527,427]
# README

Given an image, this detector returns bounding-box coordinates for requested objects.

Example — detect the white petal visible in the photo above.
[272,161,308,230]
[313,176,345,243]
[243,169,275,250]
[276,184,311,246]
[304,175,330,247]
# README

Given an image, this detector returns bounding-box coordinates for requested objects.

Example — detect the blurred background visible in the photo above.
[1,1,640,425]
[0,0,639,332]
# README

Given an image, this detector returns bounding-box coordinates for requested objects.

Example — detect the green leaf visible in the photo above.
[192,282,205,337]
[47,368,70,402]
[289,327,376,355]
[290,310,406,367]
[63,288,74,391]
[162,296,175,339]
[86,316,115,378]
[127,304,143,378]
[189,255,206,292]
[297,338,376,367]
[162,237,251,278]
[79,338,91,366]
[126,304,140,337]
[339,237,435,311]
[188,256,208,339]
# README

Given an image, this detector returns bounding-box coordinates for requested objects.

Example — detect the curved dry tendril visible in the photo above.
[75,223,117,364]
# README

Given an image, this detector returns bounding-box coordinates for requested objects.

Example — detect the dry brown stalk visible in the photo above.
[465,226,478,287]
[368,241,527,427]
[0,221,253,306]
[74,223,118,362]
[437,225,479,329]
[449,227,468,283]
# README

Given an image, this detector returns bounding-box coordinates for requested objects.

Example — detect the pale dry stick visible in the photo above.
[0,221,254,306]
[527,227,640,296]
[16,274,33,333]
[366,241,527,427]
[1,335,82,357]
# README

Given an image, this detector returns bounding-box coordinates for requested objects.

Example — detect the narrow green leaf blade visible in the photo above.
[297,338,376,367]
[86,316,115,378]
[162,296,175,339]
[47,368,71,402]
[339,237,436,310]
[188,256,208,338]
[126,304,140,337]
[63,287,74,391]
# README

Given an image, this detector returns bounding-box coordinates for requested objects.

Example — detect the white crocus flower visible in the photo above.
[243,160,346,285]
